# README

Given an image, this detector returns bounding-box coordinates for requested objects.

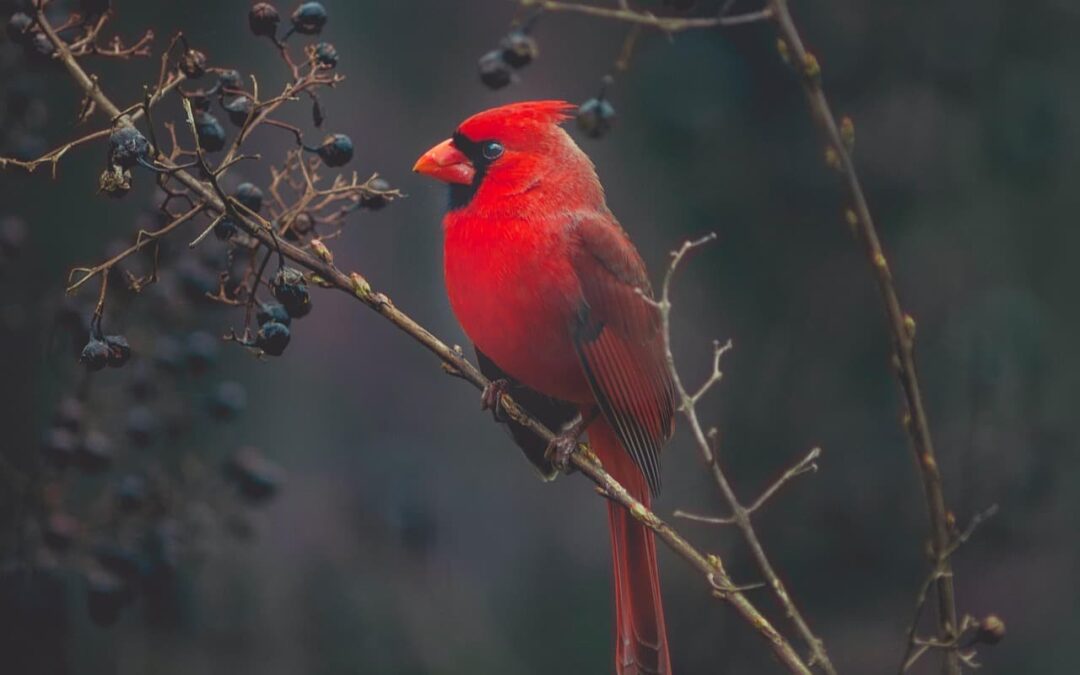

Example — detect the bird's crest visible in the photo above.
[456,100,575,143]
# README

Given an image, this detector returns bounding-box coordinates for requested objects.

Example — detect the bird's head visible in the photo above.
[414,100,598,211]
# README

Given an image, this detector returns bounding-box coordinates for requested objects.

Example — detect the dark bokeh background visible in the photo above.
[1,1,1077,673]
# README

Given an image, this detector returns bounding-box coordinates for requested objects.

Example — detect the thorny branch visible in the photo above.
[20,6,817,674]
[645,235,838,675]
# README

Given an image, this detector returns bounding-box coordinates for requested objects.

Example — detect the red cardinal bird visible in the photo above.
[415,100,675,674]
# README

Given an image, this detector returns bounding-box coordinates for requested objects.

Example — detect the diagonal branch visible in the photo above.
[31,9,813,674]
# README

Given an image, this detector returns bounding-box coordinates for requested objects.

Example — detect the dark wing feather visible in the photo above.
[569,211,676,497]
[475,347,580,480]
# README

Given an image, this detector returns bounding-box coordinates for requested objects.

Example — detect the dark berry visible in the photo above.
[80,338,110,371]
[223,447,283,503]
[208,381,247,420]
[290,2,327,35]
[109,125,150,168]
[500,31,538,69]
[85,569,128,626]
[478,50,512,90]
[271,267,311,318]
[359,177,391,210]
[6,12,32,45]
[217,69,243,91]
[179,48,207,78]
[577,97,616,139]
[248,2,280,38]
[153,336,184,373]
[125,406,158,447]
[290,212,314,236]
[128,361,157,400]
[256,301,291,327]
[194,111,226,152]
[233,182,263,212]
[213,217,238,240]
[313,41,337,68]
[80,0,112,18]
[41,427,77,467]
[26,31,54,59]
[185,331,219,373]
[76,430,113,474]
[315,133,353,167]
[43,513,80,552]
[54,396,84,432]
[114,474,147,511]
[223,95,254,126]
[255,321,291,356]
[103,334,131,368]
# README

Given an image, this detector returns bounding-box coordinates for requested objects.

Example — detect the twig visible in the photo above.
[31,12,813,674]
[517,0,774,31]
[649,235,839,675]
[766,1,964,671]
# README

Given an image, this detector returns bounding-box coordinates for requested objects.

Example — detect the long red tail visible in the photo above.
[592,418,672,675]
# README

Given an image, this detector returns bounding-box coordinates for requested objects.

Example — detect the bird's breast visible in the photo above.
[443,214,592,403]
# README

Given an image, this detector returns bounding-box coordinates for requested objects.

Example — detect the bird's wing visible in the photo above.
[568,211,676,496]
[475,346,580,480]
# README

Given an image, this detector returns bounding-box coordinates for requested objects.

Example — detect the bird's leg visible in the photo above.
[480,378,511,422]
[545,407,600,472]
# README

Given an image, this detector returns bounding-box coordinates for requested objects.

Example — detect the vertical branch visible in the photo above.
[767,1,960,672]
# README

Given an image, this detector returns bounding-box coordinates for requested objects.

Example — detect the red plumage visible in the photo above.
[416,100,675,674]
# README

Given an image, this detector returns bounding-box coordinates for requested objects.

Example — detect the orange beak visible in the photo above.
[413,138,475,185]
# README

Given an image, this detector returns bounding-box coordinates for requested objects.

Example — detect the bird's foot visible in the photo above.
[544,409,598,473]
[480,378,511,422]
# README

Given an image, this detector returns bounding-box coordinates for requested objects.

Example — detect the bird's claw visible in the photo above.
[545,433,580,474]
[480,378,511,422]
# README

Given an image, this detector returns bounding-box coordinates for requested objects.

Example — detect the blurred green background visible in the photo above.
[1,1,1077,673]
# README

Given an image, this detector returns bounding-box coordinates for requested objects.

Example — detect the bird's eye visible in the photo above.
[482,141,504,161]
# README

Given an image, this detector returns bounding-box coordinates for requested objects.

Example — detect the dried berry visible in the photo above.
[208,381,247,420]
[216,68,243,91]
[185,330,220,373]
[194,111,226,152]
[314,133,353,167]
[248,2,280,38]
[125,406,158,447]
[359,177,391,210]
[313,41,337,68]
[290,2,327,35]
[977,615,1006,645]
[256,301,291,327]
[233,182,263,212]
[255,321,291,356]
[6,12,33,45]
[213,217,238,240]
[478,50,512,90]
[26,31,55,59]
[223,95,254,126]
[103,334,131,368]
[223,447,283,503]
[41,427,77,467]
[80,337,111,371]
[54,397,84,432]
[108,126,151,170]
[179,48,207,78]
[577,97,616,139]
[271,267,311,318]
[76,430,113,474]
[114,474,147,511]
[500,31,538,69]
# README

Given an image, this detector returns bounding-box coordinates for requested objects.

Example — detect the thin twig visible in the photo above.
[766,1,963,671]
[649,235,839,675]
[518,0,774,31]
